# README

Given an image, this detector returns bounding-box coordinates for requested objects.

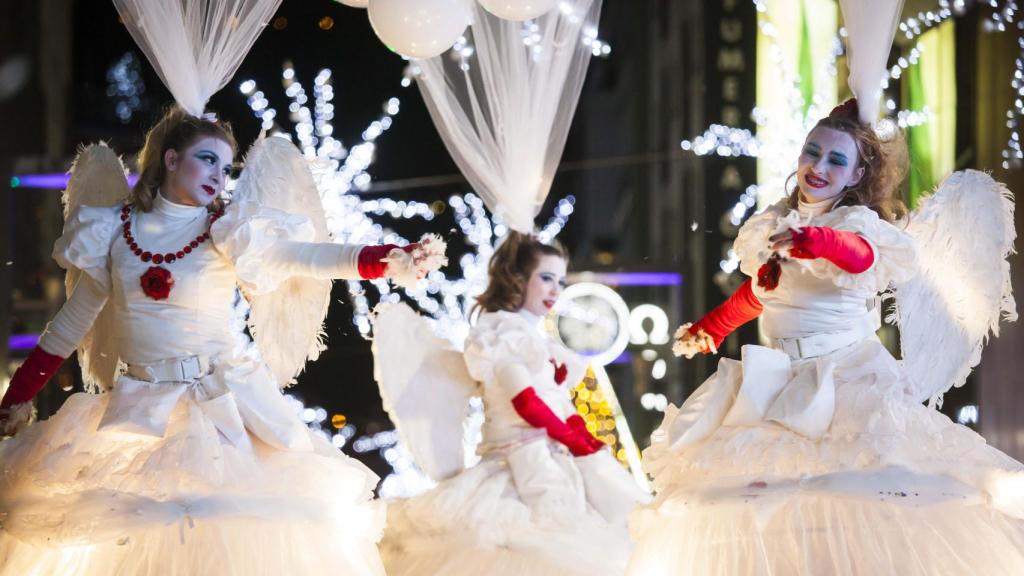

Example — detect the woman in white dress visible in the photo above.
[628,99,1024,575]
[0,108,441,575]
[381,232,649,576]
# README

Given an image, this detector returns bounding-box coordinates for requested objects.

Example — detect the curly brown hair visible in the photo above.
[474,231,568,314]
[130,105,237,213]
[786,99,908,223]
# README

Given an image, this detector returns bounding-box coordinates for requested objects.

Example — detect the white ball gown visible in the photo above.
[628,190,1024,575]
[0,193,385,575]
[378,309,650,576]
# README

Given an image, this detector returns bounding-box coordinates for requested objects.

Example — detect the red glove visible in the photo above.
[511,387,600,456]
[356,244,416,279]
[1,346,64,409]
[567,414,605,452]
[788,226,874,273]
[689,278,763,348]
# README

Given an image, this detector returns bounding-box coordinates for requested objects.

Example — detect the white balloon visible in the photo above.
[335,0,368,8]
[478,0,558,21]
[368,0,470,59]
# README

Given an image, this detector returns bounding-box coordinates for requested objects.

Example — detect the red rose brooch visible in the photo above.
[550,359,568,385]
[756,252,784,291]
[121,204,221,301]
[140,266,174,301]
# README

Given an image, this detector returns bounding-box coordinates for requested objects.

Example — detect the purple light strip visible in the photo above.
[578,350,633,365]
[13,173,139,190]
[571,271,683,287]
[610,351,632,365]
[8,333,39,351]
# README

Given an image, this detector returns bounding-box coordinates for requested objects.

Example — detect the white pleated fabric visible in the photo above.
[416,0,602,232]
[838,0,905,124]
[111,0,282,117]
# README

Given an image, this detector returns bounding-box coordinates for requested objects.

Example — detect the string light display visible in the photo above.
[688,0,1021,281]
[106,52,145,123]
[235,64,596,499]
[983,1,1024,168]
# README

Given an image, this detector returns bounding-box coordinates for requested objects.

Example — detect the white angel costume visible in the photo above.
[373,304,649,576]
[628,171,1024,575]
[0,139,389,575]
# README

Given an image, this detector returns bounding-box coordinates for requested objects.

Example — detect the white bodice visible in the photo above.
[50,193,365,374]
[753,261,880,340]
[734,200,918,341]
[464,310,585,446]
[110,196,238,365]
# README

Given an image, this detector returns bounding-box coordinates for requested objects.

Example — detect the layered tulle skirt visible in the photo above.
[382,438,643,576]
[0,390,385,575]
[628,339,1024,575]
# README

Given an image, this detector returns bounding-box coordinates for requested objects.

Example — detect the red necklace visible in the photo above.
[120,204,223,301]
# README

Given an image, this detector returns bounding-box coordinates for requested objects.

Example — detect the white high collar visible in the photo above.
[153,191,209,220]
[517,308,542,327]
[798,194,843,218]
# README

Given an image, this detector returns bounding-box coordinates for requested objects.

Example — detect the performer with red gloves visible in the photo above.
[629,98,1024,575]
[0,107,448,576]
[0,237,434,430]
[380,231,649,576]
[673,222,875,358]
[0,222,438,433]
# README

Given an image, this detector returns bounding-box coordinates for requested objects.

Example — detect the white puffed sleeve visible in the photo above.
[781,205,918,292]
[734,201,790,281]
[464,311,549,396]
[210,201,366,294]
[734,201,918,293]
[51,205,120,291]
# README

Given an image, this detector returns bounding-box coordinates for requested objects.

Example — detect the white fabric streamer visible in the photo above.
[111,0,282,116]
[838,0,905,124]
[416,0,602,232]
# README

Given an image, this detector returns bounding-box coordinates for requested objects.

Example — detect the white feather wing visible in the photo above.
[62,143,131,392]
[232,136,333,387]
[371,303,478,482]
[887,170,1017,406]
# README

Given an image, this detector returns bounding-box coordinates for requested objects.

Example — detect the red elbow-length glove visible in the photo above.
[689,278,763,349]
[356,244,420,279]
[1,346,64,409]
[511,387,602,456]
[788,226,874,273]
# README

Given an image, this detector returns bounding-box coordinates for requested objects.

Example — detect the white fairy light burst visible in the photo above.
[237,62,577,498]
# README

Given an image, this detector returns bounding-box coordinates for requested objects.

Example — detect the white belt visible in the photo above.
[772,315,879,360]
[126,355,212,383]
[105,354,312,452]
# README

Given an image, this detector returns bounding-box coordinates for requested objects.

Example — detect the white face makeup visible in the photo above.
[796,126,865,203]
[162,137,234,207]
[521,254,568,317]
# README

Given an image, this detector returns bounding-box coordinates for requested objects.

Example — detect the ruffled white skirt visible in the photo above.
[629,339,1024,575]
[0,391,385,576]
[382,438,644,576]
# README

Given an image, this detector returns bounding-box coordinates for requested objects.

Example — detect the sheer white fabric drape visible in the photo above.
[838,0,905,124]
[111,0,282,116]
[416,0,602,233]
